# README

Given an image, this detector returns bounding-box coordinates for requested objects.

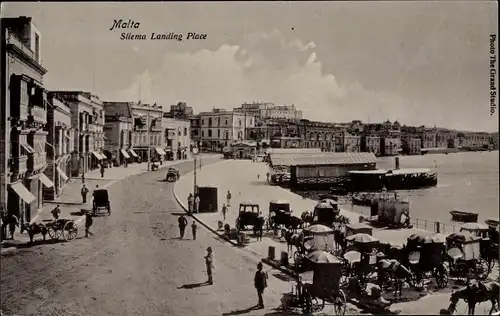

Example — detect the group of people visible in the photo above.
[0,207,19,241]
[187,193,201,213]
[178,214,197,240]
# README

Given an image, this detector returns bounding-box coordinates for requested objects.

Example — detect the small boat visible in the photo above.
[485,219,499,229]
[450,210,478,223]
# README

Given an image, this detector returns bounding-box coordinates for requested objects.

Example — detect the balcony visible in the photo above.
[11,156,28,176]
[28,152,47,173]
[29,106,47,125]
[7,34,35,60]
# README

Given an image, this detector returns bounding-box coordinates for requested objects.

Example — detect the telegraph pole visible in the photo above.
[192,147,199,195]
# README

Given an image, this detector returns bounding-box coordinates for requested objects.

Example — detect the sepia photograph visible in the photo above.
[0,1,498,316]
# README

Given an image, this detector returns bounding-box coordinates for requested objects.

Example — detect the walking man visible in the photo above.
[226,190,232,207]
[81,184,89,204]
[254,261,268,309]
[205,246,214,285]
[191,221,197,240]
[100,163,105,178]
[187,193,194,213]
[194,194,200,213]
[266,172,270,183]
[178,214,188,239]
[84,211,93,237]
[221,204,228,221]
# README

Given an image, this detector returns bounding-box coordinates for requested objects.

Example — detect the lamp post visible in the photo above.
[193,147,199,195]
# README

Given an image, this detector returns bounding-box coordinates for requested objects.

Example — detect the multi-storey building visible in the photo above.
[458,132,490,149]
[237,102,303,120]
[199,109,255,151]
[164,101,194,119]
[342,134,361,153]
[1,16,51,223]
[489,132,499,150]
[162,116,191,160]
[44,94,74,200]
[298,120,336,151]
[131,102,165,162]
[400,134,421,155]
[50,91,105,176]
[419,127,437,149]
[102,101,134,165]
[189,115,201,147]
[381,137,401,156]
[361,135,381,156]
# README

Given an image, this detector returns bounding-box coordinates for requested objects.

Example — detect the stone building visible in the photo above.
[44,94,74,200]
[131,102,165,162]
[1,16,52,223]
[361,135,381,156]
[102,101,134,165]
[381,137,401,156]
[237,102,303,121]
[400,134,421,155]
[162,116,191,160]
[189,115,201,147]
[164,101,193,119]
[298,120,336,151]
[50,91,106,176]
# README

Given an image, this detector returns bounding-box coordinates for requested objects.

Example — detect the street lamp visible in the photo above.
[193,147,199,195]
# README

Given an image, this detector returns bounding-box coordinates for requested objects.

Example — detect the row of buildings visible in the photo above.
[0,16,191,225]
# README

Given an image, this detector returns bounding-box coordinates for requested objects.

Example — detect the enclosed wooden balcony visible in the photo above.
[29,105,47,125]
[11,156,28,176]
[27,152,47,173]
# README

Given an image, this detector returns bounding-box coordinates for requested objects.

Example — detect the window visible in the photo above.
[208,130,212,137]
[208,118,212,126]
[202,130,205,137]
[184,128,187,136]
[217,129,220,138]
[20,80,29,106]
[35,33,40,63]
[225,119,228,126]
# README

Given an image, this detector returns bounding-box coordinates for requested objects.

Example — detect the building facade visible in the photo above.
[162,117,191,160]
[164,101,194,119]
[1,16,52,223]
[298,120,336,151]
[381,137,401,156]
[44,94,74,200]
[189,115,201,147]
[237,102,303,121]
[131,102,165,162]
[199,109,255,151]
[361,135,381,156]
[400,135,421,155]
[103,101,134,165]
[458,132,490,149]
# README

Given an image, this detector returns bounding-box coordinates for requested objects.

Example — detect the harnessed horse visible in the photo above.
[448,280,499,315]
[20,222,48,244]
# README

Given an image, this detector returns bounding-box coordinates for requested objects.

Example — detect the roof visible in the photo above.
[103,102,133,118]
[349,169,388,175]
[267,148,322,155]
[387,168,432,175]
[270,152,377,167]
[233,141,257,147]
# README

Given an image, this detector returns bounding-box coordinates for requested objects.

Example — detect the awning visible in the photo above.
[56,166,69,181]
[39,173,54,188]
[9,182,36,204]
[99,153,107,160]
[120,149,131,159]
[64,134,71,141]
[21,143,35,154]
[155,147,166,155]
[92,152,103,160]
[129,149,138,157]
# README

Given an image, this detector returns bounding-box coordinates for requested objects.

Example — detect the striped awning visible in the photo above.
[129,149,138,157]
[155,147,166,155]
[120,149,131,159]
[9,182,36,204]
[56,166,69,181]
[39,173,54,188]
[92,152,103,160]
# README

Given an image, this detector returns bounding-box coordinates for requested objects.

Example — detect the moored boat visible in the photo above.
[485,219,499,229]
[450,210,478,223]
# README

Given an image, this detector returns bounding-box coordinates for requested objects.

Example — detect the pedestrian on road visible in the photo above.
[1,206,7,242]
[221,204,228,221]
[100,164,105,178]
[81,184,89,204]
[194,194,200,213]
[266,172,270,183]
[178,215,188,239]
[51,204,61,220]
[205,246,214,285]
[254,261,268,309]
[187,193,194,213]
[191,221,197,240]
[84,211,93,237]
[81,173,85,184]
[9,214,19,240]
[226,190,232,207]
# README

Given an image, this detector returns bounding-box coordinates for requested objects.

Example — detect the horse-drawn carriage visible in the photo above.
[288,256,347,315]
[46,218,79,241]
[313,200,340,227]
[445,231,490,281]
[235,202,263,231]
[406,233,449,289]
[165,167,180,182]
[461,222,499,272]
[268,200,292,229]
[92,189,111,216]
[344,233,381,290]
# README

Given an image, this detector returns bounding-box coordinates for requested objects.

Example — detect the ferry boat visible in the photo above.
[348,168,437,191]
[449,210,478,223]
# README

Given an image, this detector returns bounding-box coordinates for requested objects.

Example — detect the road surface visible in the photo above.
[1,159,360,316]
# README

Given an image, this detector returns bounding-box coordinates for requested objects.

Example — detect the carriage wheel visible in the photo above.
[434,267,449,288]
[301,291,313,314]
[47,226,61,240]
[63,221,78,241]
[475,259,490,280]
[333,290,347,315]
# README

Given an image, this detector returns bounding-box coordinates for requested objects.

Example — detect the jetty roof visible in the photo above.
[267,148,322,155]
[270,152,377,167]
[349,169,388,175]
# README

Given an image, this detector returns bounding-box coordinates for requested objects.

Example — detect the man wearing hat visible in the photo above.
[254,261,268,309]
[205,246,214,285]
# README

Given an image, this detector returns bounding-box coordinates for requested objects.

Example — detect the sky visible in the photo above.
[2,1,498,132]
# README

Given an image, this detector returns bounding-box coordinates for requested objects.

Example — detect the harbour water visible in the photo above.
[348,151,499,229]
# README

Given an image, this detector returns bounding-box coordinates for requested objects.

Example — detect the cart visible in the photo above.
[313,200,339,227]
[235,202,261,231]
[165,167,180,182]
[268,200,291,229]
[406,233,449,289]
[298,260,347,315]
[445,231,490,281]
[92,189,111,216]
[45,218,78,241]
[345,233,381,290]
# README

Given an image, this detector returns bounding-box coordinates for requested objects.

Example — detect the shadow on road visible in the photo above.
[249,181,269,186]
[222,305,261,315]
[177,282,211,289]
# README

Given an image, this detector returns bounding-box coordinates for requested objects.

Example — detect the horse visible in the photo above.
[284,215,303,233]
[378,259,414,299]
[300,211,314,227]
[448,280,500,315]
[20,222,48,244]
[284,230,304,256]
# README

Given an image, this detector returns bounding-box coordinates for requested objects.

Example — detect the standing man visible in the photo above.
[266,172,270,183]
[0,207,7,242]
[81,184,89,204]
[226,190,232,207]
[221,203,228,221]
[178,214,188,239]
[84,211,93,237]
[8,214,19,240]
[100,163,105,178]
[194,194,200,213]
[191,221,198,240]
[254,261,268,309]
[205,246,214,285]
[187,193,194,213]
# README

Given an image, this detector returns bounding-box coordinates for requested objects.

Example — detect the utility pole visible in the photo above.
[147,108,151,168]
[192,147,199,195]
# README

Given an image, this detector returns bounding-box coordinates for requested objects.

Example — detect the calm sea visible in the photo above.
[347,151,499,227]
